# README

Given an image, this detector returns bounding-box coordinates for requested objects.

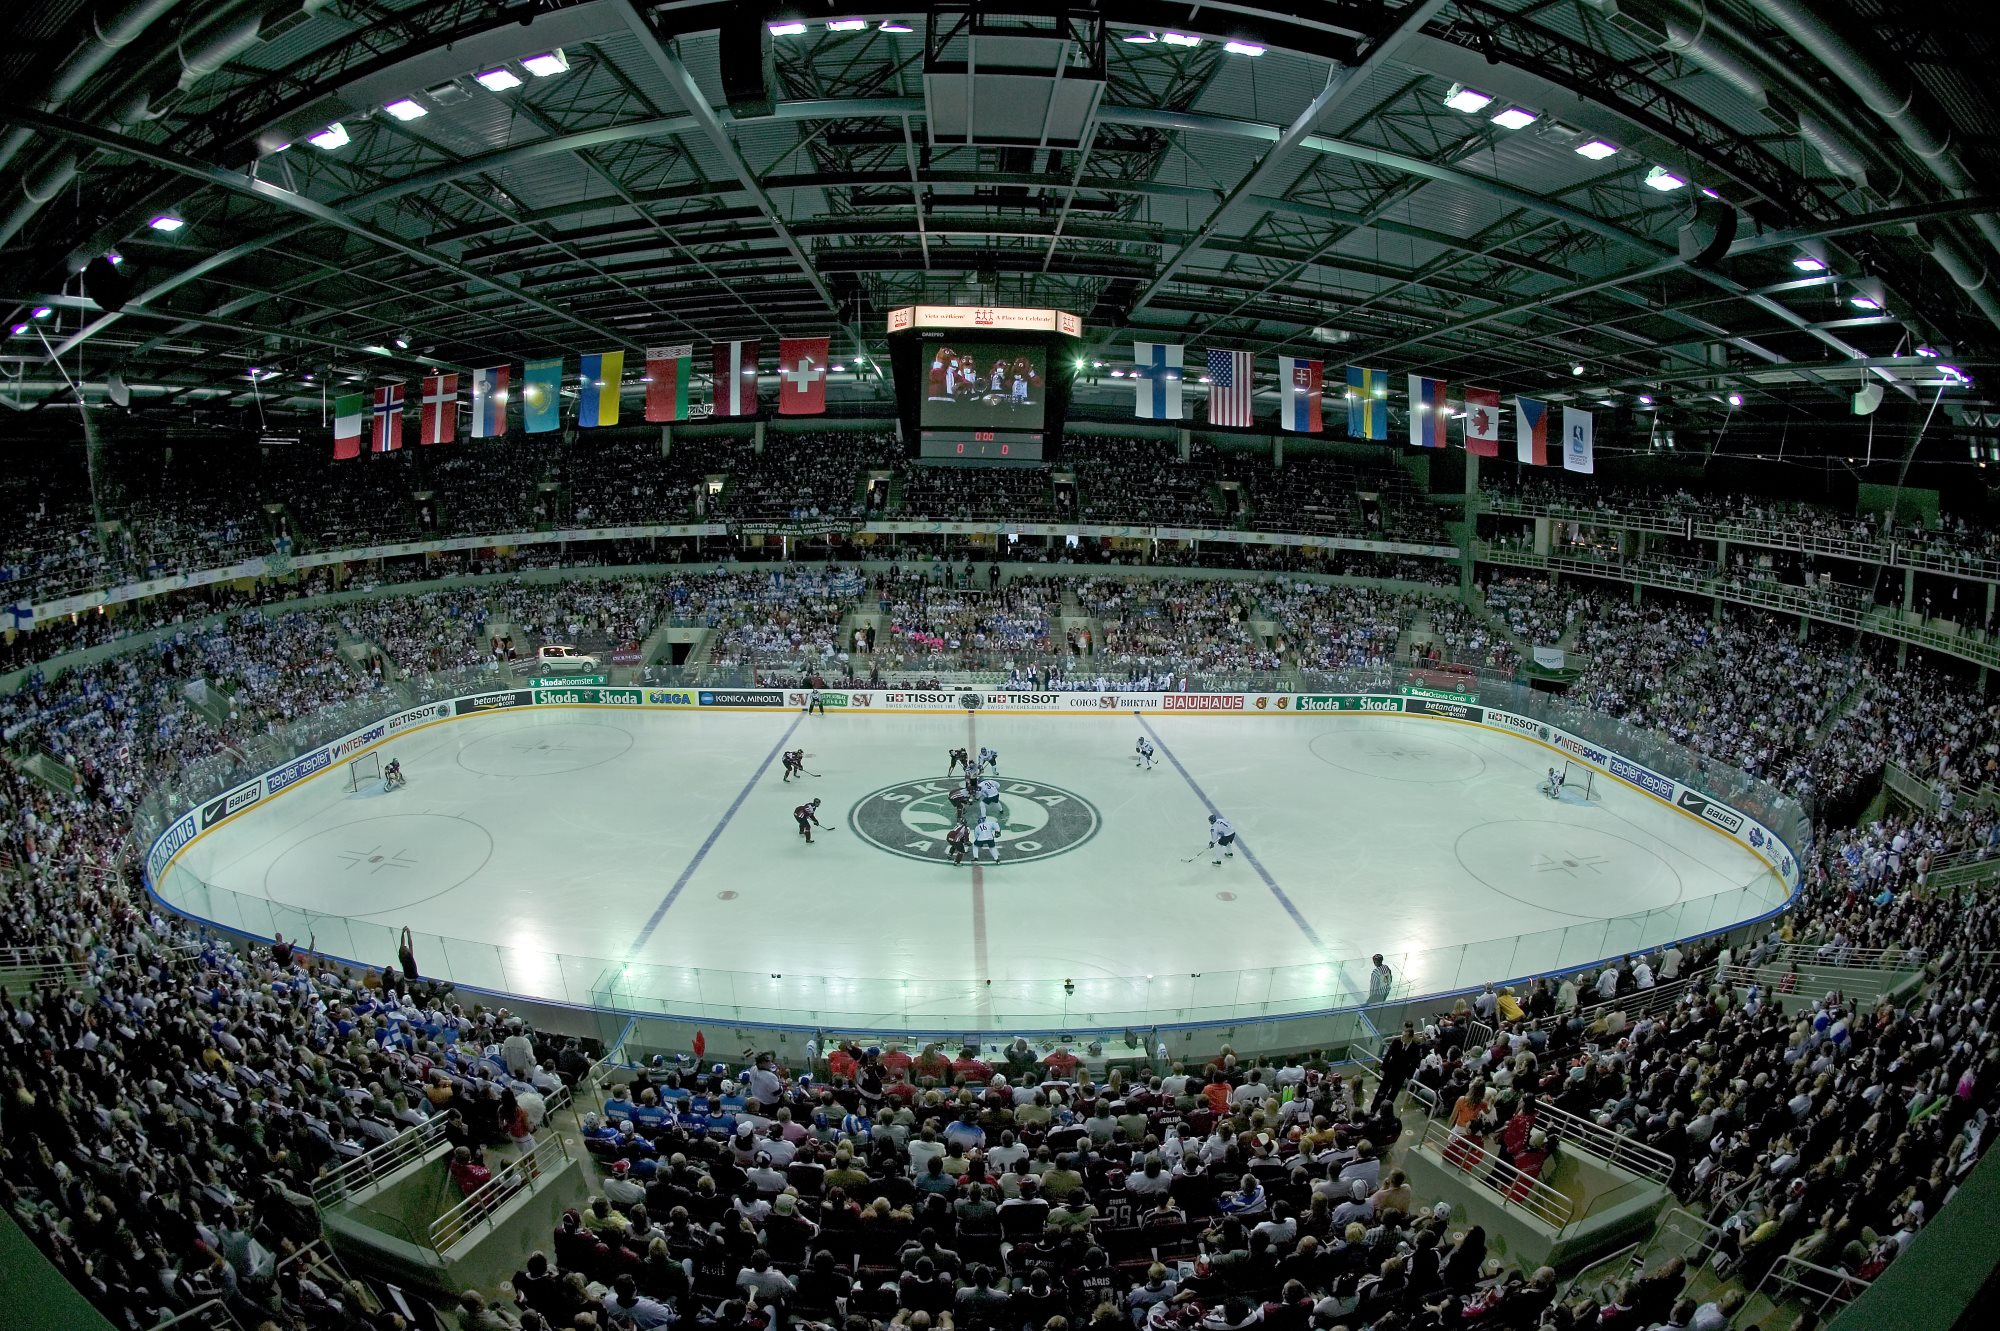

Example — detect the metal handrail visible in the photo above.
[428,1129,570,1251]
[151,1297,250,1331]
[1763,942,1938,971]
[312,1114,453,1209]
[1419,1115,1573,1229]
[1457,970,1709,1050]
[1526,1101,1676,1185]
[1647,1206,1728,1269]
[1752,1252,1871,1322]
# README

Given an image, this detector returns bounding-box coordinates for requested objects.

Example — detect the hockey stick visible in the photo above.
[1182,847,1212,863]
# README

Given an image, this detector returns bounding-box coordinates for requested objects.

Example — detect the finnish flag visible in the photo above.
[1132,342,1185,420]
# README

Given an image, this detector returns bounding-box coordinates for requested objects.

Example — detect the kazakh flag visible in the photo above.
[523,357,564,434]
[577,351,624,428]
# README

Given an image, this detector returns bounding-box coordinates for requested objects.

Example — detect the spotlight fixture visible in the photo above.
[1490,106,1538,130]
[825,18,867,32]
[521,50,569,76]
[1727,392,1743,406]
[1639,395,1653,405]
[1847,276,1887,311]
[767,21,808,36]
[1570,363,1585,376]
[393,335,410,349]
[1121,31,1159,43]
[383,98,427,121]
[1574,139,1620,160]
[1443,84,1494,114]
[31,306,51,319]
[307,122,350,150]
[1644,165,1686,191]
[9,323,27,335]
[1915,344,1938,358]
[148,214,184,231]
[1161,32,1201,47]
[1792,241,1827,272]
[1223,40,1265,56]
[106,252,123,265]
[474,66,522,91]
[1849,294,1883,310]
[879,20,913,33]
[1940,365,1970,385]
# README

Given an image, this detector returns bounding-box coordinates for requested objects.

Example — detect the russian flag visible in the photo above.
[471,365,509,439]
[1277,356,1322,433]
[1408,375,1447,448]
[1516,396,1550,465]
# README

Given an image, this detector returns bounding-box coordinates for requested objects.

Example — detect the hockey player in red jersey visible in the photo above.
[945,821,970,866]
[782,749,806,782]
[795,798,825,843]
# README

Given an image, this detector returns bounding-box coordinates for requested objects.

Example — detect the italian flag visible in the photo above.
[332,392,365,459]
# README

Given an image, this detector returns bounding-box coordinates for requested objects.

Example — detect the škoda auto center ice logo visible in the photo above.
[849,777,1100,865]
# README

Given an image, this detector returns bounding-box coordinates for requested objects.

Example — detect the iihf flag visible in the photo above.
[1516,396,1550,465]
[1563,405,1595,474]
[1132,342,1184,420]
[1408,375,1447,449]
[1277,356,1322,433]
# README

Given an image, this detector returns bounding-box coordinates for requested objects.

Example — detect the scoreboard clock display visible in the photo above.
[917,429,1046,463]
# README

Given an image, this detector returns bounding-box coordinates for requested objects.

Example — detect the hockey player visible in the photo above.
[1134,737,1156,770]
[977,746,999,775]
[946,746,970,775]
[972,814,1002,863]
[1543,767,1565,800]
[806,689,825,715]
[782,749,806,782]
[1208,812,1237,866]
[976,776,1001,818]
[383,758,406,790]
[945,821,971,866]
[795,798,826,844]
[947,784,974,822]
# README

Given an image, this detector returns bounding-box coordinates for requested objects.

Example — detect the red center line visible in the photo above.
[965,713,993,1028]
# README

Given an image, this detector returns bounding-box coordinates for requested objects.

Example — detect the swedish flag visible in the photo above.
[1346,365,1389,440]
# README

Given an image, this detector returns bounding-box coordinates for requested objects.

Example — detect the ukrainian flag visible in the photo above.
[577,351,624,428]
[1346,365,1389,440]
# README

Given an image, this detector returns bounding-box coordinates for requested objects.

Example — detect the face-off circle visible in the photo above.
[849,777,1100,865]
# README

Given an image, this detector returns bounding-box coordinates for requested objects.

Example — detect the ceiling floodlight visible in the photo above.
[522,50,569,77]
[9,323,26,335]
[879,20,913,33]
[31,306,51,318]
[307,122,349,150]
[1639,394,1653,405]
[767,21,808,36]
[1490,106,1537,130]
[1122,31,1159,44]
[1444,84,1494,114]
[106,252,122,265]
[1644,165,1686,191]
[825,19,867,31]
[474,67,522,91]
[383,98,427,121]
[1916,344,1938,358]
[149,213,184,231]
[1727,392,1743,406]
[1574,138,1620,160]
[1570,363,1585,376]
[1792,256,1826,272]
[1940,365,1970,384]
[1224,41,1265,56]
[1161,32,1201,47]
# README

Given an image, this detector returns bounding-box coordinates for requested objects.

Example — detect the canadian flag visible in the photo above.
[1462,386,1500,456]
[778,337,830,416]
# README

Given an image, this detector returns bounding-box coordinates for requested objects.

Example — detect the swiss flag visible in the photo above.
[1463,386,1501,457]
[778,337,830,415]
[419,374,458,445]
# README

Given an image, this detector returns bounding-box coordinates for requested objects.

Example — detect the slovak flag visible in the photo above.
[778,337,830,416]
[1462,386,1500,456]
[1277,356,1322,433]
[371,383,404,453]
[419,373,458,445]
[1408,375,1447,448]
[1516,396,1551,465]
[471,366,509,439]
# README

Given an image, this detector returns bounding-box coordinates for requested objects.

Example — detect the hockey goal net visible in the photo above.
[1561,763,1598,801]
[347,752,381,791]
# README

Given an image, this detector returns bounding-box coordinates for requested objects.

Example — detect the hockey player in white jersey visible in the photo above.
[972,814,1002,863]
[1134,737,1156,770]
[976,776,1001,817]
[1542,766,1566,800]
[1208,812,1237,865]
[977,746,999,775]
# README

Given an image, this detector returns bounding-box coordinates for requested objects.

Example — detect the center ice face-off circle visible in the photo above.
[849,777,1100,864]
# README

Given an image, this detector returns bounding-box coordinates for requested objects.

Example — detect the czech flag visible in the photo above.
[1516,396,1551,465]
[577,351,624,428]
[1277,356,1322,433]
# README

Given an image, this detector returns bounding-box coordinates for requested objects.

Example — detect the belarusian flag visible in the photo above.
[645,345,693,422]
[332,392,364,460]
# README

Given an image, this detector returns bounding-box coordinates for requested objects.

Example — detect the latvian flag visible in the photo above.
[645,345,693,422]
[712,340,761,418]
[1516,396,1551,465]
[1462,386,1500,457]
[1277,356,1322,434]
[372,383,404,453]
[332,392,364,460]
[471,366,509,439]
[420,374,458,445]
[1408,375,1446,449]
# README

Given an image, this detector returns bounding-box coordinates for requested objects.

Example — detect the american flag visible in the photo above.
[1206,348,1254,427]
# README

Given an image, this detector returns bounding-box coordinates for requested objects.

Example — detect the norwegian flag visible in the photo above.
[371,383,404,453]
[1206,348,1254,427]
[419,373,458,445]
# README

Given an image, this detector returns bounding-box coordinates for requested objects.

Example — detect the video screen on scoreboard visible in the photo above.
[919,340,1047,430]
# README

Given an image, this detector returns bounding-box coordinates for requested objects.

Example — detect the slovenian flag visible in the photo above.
[1516,396,1550,465]
[577,351,624,428]
[645,345,692,422]
[1408,375,1447,449]
[1277,356,1322,433]
[471,366,509,439]
[523,358,563,434]
[332,392,364,459]
[1345,366,1388,440]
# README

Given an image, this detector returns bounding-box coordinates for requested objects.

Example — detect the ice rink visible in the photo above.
[161,707,1789,1029]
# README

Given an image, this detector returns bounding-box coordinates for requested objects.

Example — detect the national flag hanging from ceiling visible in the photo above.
[1462,386,1500,457]
[420,373,458,445]
[1276,356,1322,434]
[712,341,761,418]
[332,392,364,460]
[778,337,830,416]
[1563,404,1595,474]
[471,366,508,439]
[577,351,624,428]
[645,345,693,422]
[1131,342,1184,419]
[1407,375,1447,449]
[1346,366,1389,440]
[522,358,563,434]
[371,383,404,453]
[1206,348,1254,428]
[1516,396,1551,465]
